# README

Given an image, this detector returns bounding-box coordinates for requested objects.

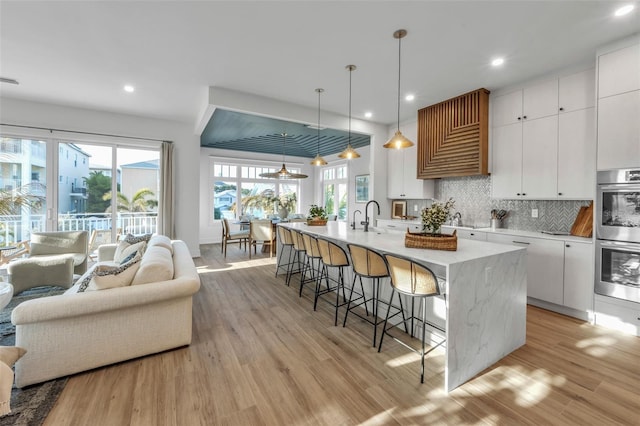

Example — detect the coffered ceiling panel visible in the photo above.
[200,109,370,158]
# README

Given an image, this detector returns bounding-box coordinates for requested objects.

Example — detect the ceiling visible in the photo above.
[201,109,370,158]
[1,1,639,153]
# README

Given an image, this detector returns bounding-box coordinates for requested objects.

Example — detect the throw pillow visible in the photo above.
[130,246,174,285]
[0,346,27,416]
[123,233,152,244]
[147,235,173,254]
[77,254,142,292]
[113,241,146,263]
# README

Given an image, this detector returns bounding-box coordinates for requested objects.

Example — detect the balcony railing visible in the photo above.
[0,212,158,245]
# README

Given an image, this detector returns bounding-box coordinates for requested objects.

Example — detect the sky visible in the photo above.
[76,144,159,169]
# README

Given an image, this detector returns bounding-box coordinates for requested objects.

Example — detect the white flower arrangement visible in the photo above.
[421,198,455,234]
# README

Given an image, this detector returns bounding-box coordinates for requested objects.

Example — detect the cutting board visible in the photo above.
[570,201,593,238]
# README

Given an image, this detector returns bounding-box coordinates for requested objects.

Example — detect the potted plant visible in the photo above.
[421,198,455,234]
[405,198,458,251]
[307,204,328,226]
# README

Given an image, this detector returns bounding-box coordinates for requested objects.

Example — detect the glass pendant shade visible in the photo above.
[311,153,328,166]
[311,88,328,166]
[383,130,414,149]
[338,144,361,159]
[385,29,414,150]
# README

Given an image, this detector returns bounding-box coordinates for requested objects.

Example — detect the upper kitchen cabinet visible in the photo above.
[492,68,596,199]
[559,68,595,113]
[597,38,640,170]
[598,43,640,98]
[492,79,558,127]
[387,121,435,199]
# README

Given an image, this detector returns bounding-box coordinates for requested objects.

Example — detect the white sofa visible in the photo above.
[11,239,200,388]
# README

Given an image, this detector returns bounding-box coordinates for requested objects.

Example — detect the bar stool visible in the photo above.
[377,253,446,383]
[288,229,308,288]
[275,226,295,283]
[315,237,350,326]
[300,232,323,299]
[344,244,406,347]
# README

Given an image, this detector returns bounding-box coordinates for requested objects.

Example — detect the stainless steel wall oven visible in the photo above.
[596,169,640,303]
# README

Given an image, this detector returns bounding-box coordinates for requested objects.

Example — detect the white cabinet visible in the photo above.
[598,43,640,98]
[522,116,558,198]
[442,226,487,241]
[487,233,565,305]
[597,91,640,170]
[376,219,420,233]
[595,295,640,337]
[597,39,640,170]
[559,68,595,113]
[492,68,596,199]
[387,132,435,199]
[563,241,594,312]
[557,108,596,198]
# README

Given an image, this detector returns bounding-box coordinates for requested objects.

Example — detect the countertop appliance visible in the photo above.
[596,169,640,303]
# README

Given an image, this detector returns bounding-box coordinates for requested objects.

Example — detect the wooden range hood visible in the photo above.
[417,88,490,178]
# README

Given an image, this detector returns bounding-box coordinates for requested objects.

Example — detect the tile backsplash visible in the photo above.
[403,175,592,232]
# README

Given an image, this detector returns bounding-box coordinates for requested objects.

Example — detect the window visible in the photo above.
[212,161,301,221]
[322,164,348,220]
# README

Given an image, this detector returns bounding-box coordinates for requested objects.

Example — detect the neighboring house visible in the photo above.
[214,189,236,209]
[58,143,90,213]
[120,159,159,210]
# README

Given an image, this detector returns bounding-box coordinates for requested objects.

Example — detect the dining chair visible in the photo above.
[249,219,275,258]
[378,253,446,383]
[221,218,249,257]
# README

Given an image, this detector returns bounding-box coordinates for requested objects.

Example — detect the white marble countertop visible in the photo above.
[377,219,593,244]
[284,221,525,268]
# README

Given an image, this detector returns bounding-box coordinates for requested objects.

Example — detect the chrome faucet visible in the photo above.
[361,200,380,232]
[351,209,362,230]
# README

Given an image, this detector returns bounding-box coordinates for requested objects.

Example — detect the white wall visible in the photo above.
[0,97,201,256]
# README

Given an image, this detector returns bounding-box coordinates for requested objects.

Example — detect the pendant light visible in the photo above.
[311,88,328,166]
[384,29,414,149]
[259,133,308,179]
[338,65,361,160]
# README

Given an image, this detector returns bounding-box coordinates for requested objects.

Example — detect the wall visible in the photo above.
[434,175,591,232]
[0,98,201,256]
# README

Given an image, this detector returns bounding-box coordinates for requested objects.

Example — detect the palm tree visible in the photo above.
[0,183,45,216]
[102,188,157,212]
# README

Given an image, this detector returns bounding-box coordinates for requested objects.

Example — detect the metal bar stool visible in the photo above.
[315,237,350,326]
[344,244,407,347]
[300,232,323,299]
[275,225,296,283]
[377,253,446,383]
[288,228,308,288]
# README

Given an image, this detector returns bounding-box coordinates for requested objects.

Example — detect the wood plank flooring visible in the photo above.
[44,244,640,425]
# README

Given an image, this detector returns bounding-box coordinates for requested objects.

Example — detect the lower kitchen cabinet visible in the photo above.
[487,233,565,305]
[594,295,640,337]
[441,226,487,241]
[563,241,594,312]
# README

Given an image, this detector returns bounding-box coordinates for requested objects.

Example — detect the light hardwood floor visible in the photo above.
[45,244,640,425]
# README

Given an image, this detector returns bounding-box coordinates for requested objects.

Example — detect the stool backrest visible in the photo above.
[301,233,321,258]
[348,244,388,278]
[277,226,293,245]
[317,238,349,267]
[384,254,440,297]
[291,229,306,252]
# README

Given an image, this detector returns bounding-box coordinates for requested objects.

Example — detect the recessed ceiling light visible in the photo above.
[614,4,634,16]
[405,94,415,101]
[491,58,505,67]
[124,85,135,93]
[364,112,373,118]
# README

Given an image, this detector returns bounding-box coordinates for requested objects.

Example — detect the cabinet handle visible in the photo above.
[512,240,530,245]
[559,107,564,111]
[523,115,527,119]
[522,193,526,196]
[517,116,522,120]
[470,233,475,236]
[566,244,571,248]
[558,192,563,196]
[517,193,521,196]
[388,225,396,228]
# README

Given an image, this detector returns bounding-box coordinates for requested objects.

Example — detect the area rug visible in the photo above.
[0,286,67,426]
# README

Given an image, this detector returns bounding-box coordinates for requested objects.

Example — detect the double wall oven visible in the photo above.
[596,169,640,304]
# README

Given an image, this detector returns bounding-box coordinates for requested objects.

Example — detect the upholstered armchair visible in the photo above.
[7,230,89,295]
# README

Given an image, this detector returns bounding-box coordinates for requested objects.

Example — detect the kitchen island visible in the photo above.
[280,221,527,392]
